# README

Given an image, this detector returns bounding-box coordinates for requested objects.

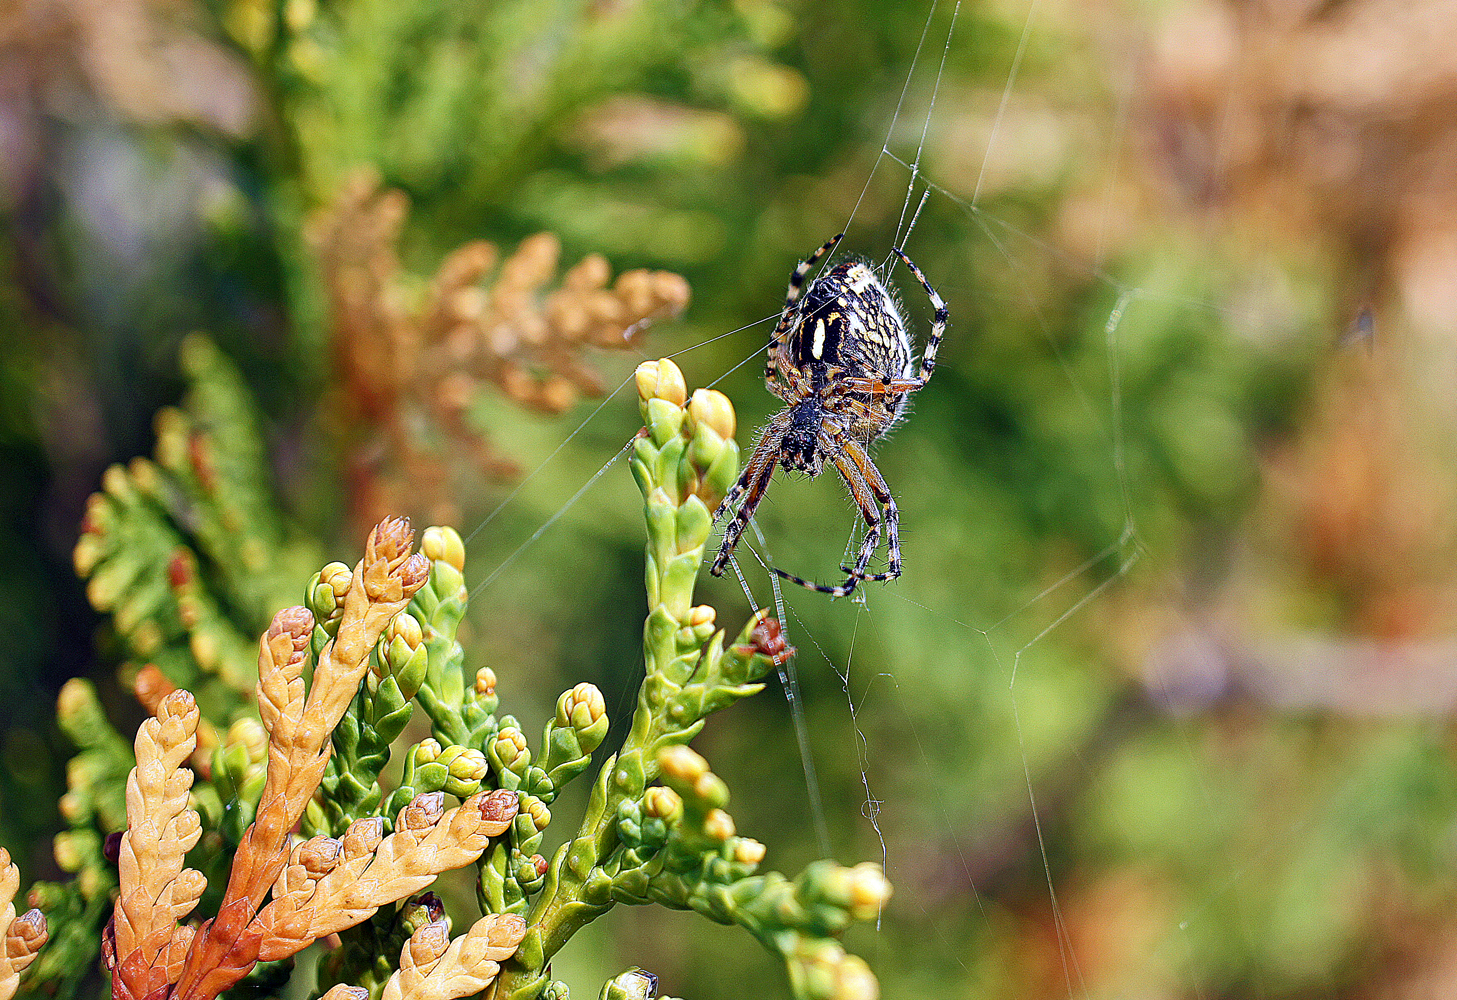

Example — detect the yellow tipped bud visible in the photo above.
[702,808,735,842]
[634,358,687,407]
[475,666,497,696]
[658,745,709,784]
[558,682,606,730]
[439,745,488,781]
[688,605,716,627]
[831,955,878,1000]
[320,561,353,599]
[226,717,268,764]
[385,611,423,649]
[844,862,893,919]
[522,795,551,832]
[53,832,85,872]
[492,727,530,773]
[642,786,682,821]
[58,792,85,823]
[687,388,736,441]
[422,525,466,572]
[733,838,766,866]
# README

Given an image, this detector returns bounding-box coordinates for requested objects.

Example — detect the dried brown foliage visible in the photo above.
[104,517,525,1000]
[1138,0,1457,329]
[309,171,692,530]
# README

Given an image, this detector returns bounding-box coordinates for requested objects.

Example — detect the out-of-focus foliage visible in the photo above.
[6,0,1457,998]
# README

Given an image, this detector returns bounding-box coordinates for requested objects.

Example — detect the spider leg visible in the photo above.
[892,246,949,383]
[711,421,785,576]
[840,375,924,395]
[773,433,885,597]
[766,233,845,382]
[839,437,901,583]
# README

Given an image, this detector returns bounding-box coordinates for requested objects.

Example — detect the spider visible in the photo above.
[710,232,948,596]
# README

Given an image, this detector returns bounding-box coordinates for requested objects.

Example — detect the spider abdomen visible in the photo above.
[791,262,914,381]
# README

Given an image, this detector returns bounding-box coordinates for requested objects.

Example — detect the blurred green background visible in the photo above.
[7,0,1457,997]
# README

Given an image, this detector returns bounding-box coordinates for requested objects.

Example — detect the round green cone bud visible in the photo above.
[226,718,268,764]
[642,785,682,822]
[491,727,530,772]
[556,683,608,753]
[413,738,443,765]
[307,562,352,629]
[380,611,427,699]
[601,969,659,1000]
[438,745,489,796]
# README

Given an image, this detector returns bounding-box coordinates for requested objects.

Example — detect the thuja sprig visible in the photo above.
[492,359,891,1000]
[72,334,320,699]
[102,517,527,1000]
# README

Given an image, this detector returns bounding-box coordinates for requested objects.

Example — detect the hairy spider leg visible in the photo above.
[766,232,845,383]
[772,434,901,597]
[840,246,948,397]
[840,436,901,581]
[710,419,786,576]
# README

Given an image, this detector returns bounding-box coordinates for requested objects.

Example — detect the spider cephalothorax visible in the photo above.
[711,232,948,596]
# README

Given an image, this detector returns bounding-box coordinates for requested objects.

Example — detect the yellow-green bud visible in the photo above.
[77,866,104,901]
[309,562,353,625]
[686,388,736,442]
[475,666,497,696]
[692,770,729,809]
[521,795,551,832]
[634,358,687,408]
[53,831,87,872]
[557,682,605,731]
[438,745,489,796]
[688,605,716,627]
[642,786,682,822]
[491,726,530,774]
[386,610,423,649]
[226,717,268,765]
[66,754,103,790]
[658,745,708,784]
[58,791,86,823]
[702,808,735,842]
[380,611,427,698]
[732,837,766,866]
[413,739,443,765]
[841,862,892,920]
[56,678,91,725]
[830,954,878,1000]
[421,525,465,572]
[603,969,659,1000]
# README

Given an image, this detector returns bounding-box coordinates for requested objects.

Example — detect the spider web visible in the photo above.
[450,2,1402,997]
